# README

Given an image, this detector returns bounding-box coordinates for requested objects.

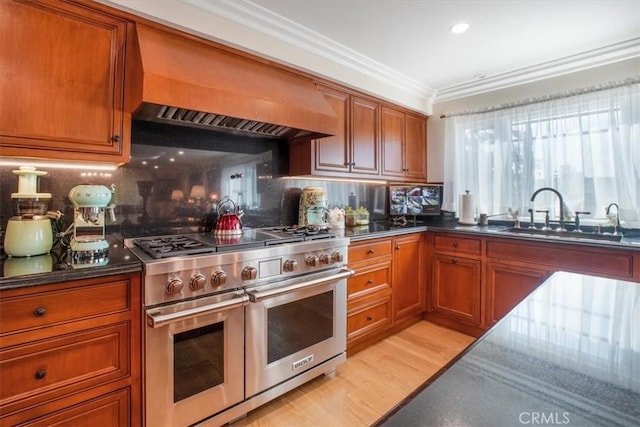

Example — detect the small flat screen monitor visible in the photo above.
[389,184,442,216]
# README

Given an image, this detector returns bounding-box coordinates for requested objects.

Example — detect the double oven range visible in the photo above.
[125,228,352,426]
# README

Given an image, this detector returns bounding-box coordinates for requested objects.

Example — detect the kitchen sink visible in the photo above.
[506,227,623,242]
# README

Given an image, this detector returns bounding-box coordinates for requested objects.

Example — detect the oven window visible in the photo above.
[173,322,224,402]
[267,290,333,364]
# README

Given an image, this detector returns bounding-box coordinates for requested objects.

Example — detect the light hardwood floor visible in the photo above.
[234,321,475,426]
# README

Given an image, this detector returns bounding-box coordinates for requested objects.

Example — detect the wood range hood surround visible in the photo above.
[126,24,337,140]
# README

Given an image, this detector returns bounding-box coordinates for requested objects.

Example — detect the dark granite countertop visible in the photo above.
[0,235,142,290]
[339,221,427,241]
[376,271,640,427]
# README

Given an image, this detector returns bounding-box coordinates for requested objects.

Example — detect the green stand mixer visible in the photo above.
[68,184,116,263]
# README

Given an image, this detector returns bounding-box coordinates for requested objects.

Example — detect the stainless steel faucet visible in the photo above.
[605,203,623,235]
[530,187,566,232]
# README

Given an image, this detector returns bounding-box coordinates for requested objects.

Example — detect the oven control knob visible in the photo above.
[305,255,319,267]
[319,253,331,265]
[283,259,298,272]
[166,277,184,295]
[211,270,228,287]
[189,273,206,291]
[241,266,257,280]
[331,251,344,263]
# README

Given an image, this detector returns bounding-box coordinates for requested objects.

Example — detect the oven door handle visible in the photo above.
[247,268,354,302]
[146,295,249,328]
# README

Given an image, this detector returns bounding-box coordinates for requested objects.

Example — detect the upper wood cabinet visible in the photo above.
[0,0,130,163]
[381,106,427,182]
[290,85,380,177]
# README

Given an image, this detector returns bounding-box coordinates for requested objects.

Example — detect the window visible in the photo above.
[443,80,640,228]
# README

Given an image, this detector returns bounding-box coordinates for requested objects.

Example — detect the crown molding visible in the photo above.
[435,37,640,103]
[184,0,437,104]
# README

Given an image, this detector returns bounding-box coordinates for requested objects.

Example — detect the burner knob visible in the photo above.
[211,270,228,287]
[189,273,206,291]
[241,266,257,280]
[319,253,331,265]
[166,277,184,295]
[305,255,319,267]
[283,259,298,272]
[331,251,344,263]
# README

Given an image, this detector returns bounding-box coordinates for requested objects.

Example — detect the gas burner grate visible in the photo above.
[270,226,335,240]
[134,235,216,259]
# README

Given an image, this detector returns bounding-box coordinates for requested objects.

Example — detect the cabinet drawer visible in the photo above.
[434,234,481,256]
[347,296,392,341]
[349,239,392,263]
[347,262,391,300]
[1,388,130,427]
[0,322,129,410]
[0,280,130,335]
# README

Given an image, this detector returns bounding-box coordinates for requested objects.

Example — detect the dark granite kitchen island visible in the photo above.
[376,271,640,427]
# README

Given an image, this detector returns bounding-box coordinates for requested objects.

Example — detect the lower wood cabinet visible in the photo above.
[431,254,481,326]
[425,230,638,337]
[485,261,549,327]
[393,233,425,322]
[0,273,141,426]
[346,233,425,354]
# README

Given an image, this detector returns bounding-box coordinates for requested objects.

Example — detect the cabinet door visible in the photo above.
[486,262,548,326]
[404,113,427,181]
[380,106,405,177]
[431,254,481,325]
[0,0,128,162]
[350,96,379,175]
[393,234,425,320]
[313,86,350,173]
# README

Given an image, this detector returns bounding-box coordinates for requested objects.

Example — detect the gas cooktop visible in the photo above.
[130,227,336,259]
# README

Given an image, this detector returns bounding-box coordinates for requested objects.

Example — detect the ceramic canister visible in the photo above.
[298,186,328,227]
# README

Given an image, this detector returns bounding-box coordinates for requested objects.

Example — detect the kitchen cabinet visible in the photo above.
[393,233,425,323]
[346,238,393,353]
[381,106,427,181]
[0,273,141,426]
[0,0,130,163]
[346,233,427,354]
[425,233,484,336]
[290,85,379,177]
[485,261,549,327]
[425,230,638,337]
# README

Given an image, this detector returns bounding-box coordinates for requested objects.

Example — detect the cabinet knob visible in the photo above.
[111,135,121,143]
[395,245,400,251]
[34,369,47,380]
[33,307,47,317]
[452,242,458,248]
[451,258,458,264]
[367,249,375,255]
[366,316,373,321]
[366,279,374,285]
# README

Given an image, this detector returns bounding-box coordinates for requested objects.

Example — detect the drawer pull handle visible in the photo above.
[366,316,373,321]
[366,279,374,285]
[34,370,46,380]
[452,242,458,248]
[34,307,47,317]
[367,249,375,254]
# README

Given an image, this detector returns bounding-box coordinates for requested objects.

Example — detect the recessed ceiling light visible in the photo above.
[449,23,470,34]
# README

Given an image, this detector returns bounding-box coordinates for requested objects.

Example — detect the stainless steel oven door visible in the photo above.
[244,268,352,397]
[145,292,248,427]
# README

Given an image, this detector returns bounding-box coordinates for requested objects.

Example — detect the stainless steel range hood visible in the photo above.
[126,24,337,140]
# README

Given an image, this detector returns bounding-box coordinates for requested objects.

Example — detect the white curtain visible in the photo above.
[443,80,640,226]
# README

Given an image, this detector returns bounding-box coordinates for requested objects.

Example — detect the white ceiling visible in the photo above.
[102,0,640,112]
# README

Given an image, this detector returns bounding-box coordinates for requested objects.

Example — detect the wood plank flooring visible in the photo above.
[234,321,475,426]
